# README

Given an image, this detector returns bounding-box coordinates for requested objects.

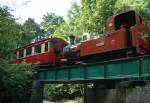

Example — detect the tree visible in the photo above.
[60,0,150,39]
[0,61,34,103]
[114,0,150,25]
[0,6,34,103]
[41,13,64,36]
[78,0,117,35]
[55,0,81,42]
[67,0,80,19]
[0,6,20,59]
[19,18,45,46]
[55,0,117,40]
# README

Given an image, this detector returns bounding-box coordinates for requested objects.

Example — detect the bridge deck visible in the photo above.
[34,55,150,83]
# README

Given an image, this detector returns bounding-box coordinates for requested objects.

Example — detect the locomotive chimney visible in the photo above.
[69,35,75,45]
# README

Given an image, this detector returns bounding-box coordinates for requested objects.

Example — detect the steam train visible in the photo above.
[10,10,150,66]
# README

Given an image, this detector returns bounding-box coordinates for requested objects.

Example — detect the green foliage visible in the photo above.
[55,0,82,41]
[55,0,150,41]
[67,0,80,19]
[75,0,116,34]
[0,6,34,103]
[20,18,45,46]
[55,0,117,39]
[52,34,68,41]
[0,60,34,103]
[0,6,20,59]
[114,0,150,26]
[44,84,81,101]
[41,13,65,36]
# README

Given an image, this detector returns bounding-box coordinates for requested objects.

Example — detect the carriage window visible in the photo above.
[19,50,24,58]
[82,35,87,41]
[35,44,41,54]
[50,40,57,48]
[26,47,32,56]
[16,51,19,59]
[45,42,48,52]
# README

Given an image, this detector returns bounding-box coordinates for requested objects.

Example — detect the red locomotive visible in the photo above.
[10,38,68,66]
[10,10,150,65]
[63,11,150,62]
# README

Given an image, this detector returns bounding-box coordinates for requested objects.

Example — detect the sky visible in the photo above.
[0,0,80,23]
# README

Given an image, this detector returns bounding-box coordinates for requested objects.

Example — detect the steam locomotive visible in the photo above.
[10,10,150,66]
[63,10,150,63]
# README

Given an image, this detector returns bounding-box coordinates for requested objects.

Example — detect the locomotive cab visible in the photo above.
[107,10,150,55]
[115,11,136,49]
[114,11,136,30]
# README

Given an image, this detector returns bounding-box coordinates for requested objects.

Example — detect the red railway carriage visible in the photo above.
[63,11,150,62]
[10,38,68,66]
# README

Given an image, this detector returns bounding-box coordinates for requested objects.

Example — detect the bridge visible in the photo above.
[30,55,150,103]
[35,55,150,83]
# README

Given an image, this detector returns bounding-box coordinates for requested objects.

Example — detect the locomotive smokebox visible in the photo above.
[63,35,78,61]
[69,35,75,45]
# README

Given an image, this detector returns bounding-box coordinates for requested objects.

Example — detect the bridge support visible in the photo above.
[86,83,150,103]
[86,83,102,103]
[84,84,87,103]
[86,84,125,103]
[30,80,43,103]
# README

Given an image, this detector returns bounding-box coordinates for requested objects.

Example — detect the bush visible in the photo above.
[44,84,82,101]
[0,60,34,103]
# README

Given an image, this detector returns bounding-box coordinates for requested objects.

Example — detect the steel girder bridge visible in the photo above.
[34,55,150,83]
[30,55,150,103]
